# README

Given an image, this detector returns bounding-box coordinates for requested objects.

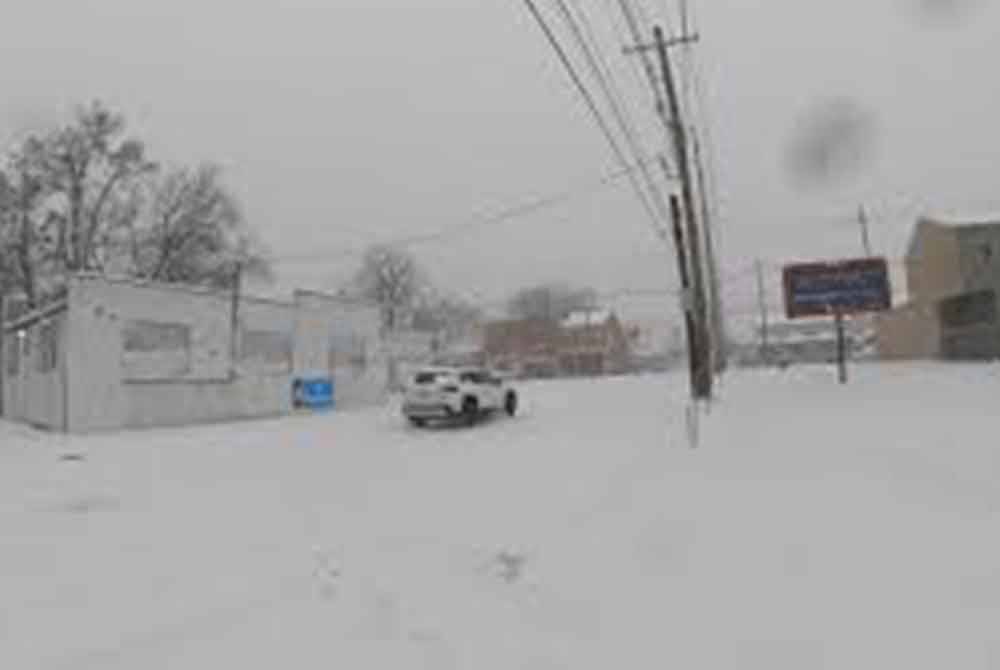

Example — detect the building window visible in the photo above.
[122,320,192,380]
[36,321,58,374]
[241,329,292,375]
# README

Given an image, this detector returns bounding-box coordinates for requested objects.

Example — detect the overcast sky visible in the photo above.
[2,0,999,326]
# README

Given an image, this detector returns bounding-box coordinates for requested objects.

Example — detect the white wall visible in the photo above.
[293,291,385,408]
[1,310,68,430]
[59,278,387,433]
[66,278,297,433]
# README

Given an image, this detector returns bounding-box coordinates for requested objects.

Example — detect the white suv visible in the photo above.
[402,367,518,427]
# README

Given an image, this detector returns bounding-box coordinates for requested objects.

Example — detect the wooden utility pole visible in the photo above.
[653,25,711,399]
[669,195,700,397]
[755,259,769,364]
[858,205,873,257]
[693,134,726,373]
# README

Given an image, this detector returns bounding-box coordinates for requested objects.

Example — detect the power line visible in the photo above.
[271,160,651,265]
[551,0,672,229]
[521,0,665,239]
[614,0,668,127]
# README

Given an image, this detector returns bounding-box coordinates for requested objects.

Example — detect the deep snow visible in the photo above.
[2,363,1000,668]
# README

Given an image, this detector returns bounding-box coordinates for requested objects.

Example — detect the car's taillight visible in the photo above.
[441,385,459,393]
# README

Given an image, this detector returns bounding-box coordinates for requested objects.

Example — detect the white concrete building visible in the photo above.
[1,276,383,433]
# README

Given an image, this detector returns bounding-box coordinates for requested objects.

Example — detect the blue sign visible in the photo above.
[293,377,334,410]
[783,257,891,318]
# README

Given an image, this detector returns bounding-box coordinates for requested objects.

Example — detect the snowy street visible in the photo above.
[3,363,1000,668]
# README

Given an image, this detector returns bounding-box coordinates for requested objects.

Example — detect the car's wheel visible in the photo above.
[408,417,427,428]
[504,391,518,417]
[462,397,480,425]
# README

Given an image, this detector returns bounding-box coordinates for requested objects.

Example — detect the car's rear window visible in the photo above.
[414,371,447,384]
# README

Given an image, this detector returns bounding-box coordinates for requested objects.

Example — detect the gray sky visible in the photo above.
[3,0,999,328]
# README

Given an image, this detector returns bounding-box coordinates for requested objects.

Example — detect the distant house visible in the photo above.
[878,217,1000,360]
[483,318,562,378]
[482,309,633,378]
[558,310,632,376]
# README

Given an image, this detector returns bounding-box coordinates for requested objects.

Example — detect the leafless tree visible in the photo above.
[0,138,50,307]
[131,163,270,289]
[507,283,597,321]
[1,103,270,303]
[353,245,423,334]
[41,101,156,275]
[411,294,483,341]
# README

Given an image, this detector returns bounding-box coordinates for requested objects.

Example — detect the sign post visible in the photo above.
[783,257,892,383]
[834,308,847,384]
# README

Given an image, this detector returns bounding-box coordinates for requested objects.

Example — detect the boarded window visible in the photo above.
[939,290,997,329]
[36,321,58,374]
[122,320,192,380]
[241,329,292,375]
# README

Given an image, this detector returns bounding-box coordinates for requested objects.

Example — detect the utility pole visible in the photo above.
[669,195,700,398]
[693,134,726,374]
[755,259,769,365]
[858,204,873,257]
[229,260,243,379]
[653,25,711,399]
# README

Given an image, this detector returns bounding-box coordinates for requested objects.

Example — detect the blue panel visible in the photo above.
[783,258,892,318]
[293,377,334,410]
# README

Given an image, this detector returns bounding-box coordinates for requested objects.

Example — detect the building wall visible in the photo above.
[876,302,941,360]
[907,221,963,303]
[293,291,385,408]
[956,225,1000,294]
[1,306,68,430]
[66,278,297,433]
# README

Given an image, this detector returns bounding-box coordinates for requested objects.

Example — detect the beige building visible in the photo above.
[1,276,382,433]
[878,217,1000,360]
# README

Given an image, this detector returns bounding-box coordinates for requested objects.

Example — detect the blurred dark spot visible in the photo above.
[785,99,877,190]
[59,453,86,462]
[493,550,527,583]
[55,495,118,514]
[908,0,984,24]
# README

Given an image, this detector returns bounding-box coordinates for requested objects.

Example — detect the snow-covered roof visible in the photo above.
[562,310,613,328]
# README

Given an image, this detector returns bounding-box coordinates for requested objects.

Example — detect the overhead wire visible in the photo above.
[271,159,653,266]
[521,0,665,239]
[551,0,672,231]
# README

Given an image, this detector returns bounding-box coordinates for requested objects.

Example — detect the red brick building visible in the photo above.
[483,310,632,378]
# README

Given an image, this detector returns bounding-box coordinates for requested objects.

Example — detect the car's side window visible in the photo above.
[460,371,496,385]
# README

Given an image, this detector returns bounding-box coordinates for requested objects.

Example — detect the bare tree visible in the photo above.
[0,138,50,307]
[411,294,483,341]
[1,101,269,305]
[353,245,423,334]
[42,101,156,276]
[132,163,270,289]
[507,283,597,321]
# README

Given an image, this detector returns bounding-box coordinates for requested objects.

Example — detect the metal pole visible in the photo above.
[229,261,243,379]
[755,260,769,365]
[835,309,847,384]
[858,205,873,257]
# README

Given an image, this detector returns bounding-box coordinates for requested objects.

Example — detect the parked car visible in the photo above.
[402,367,518,427]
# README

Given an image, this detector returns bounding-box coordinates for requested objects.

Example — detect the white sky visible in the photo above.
[2,0,999,329]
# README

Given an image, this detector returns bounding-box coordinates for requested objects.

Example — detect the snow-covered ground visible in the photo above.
[3,363,1000,668]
